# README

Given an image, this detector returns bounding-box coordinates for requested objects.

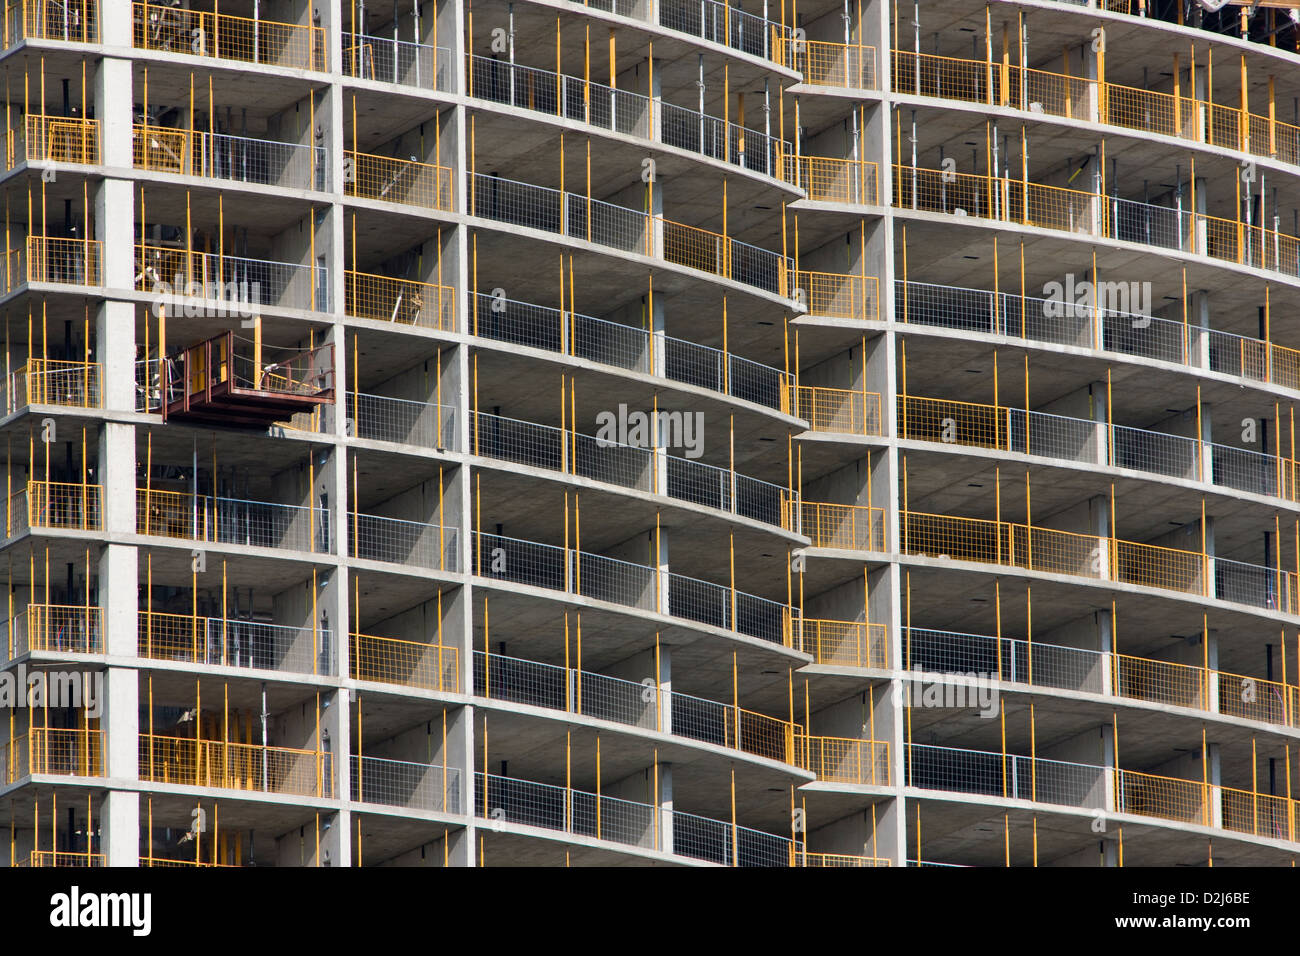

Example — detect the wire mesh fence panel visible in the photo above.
[1214,557,1292,613]
[578,550,658,610]
[665,455,732,513]
[474,650,566,710]
[658,0,782,58]
[139,735,331,797]
[1109,423,1198,480]
[477,773,659,849]
[6,0,98,44]
[1221,788,1292,842]
[346,271,455,329]
[29,728,103,777]
[1114,654,1205,710]
[9,604,103,657]
[572,312,650,370]
[345,150,452,211]
[472,293,564,352]
[350,513,456,570]
[1114,769,1207,826]
[138,489,327,553]
[349,392,456,451]
[672,808,794,866]
[139,610,331,675]
[475,532,568,590]
[800,736,889,785]
[343,32,452,91]
[907,744,1105,808]
[573,430,656,491]
[1216,670,1293,727]
[351,755,461,813]
[136,244,322,312]
[350,632,459,692]
[474,412,566,472]
[905,627,1105,693]
[472,174,563,232]
[796,618,887,667]
[135,125,324,190]
[1212,443,1278,498]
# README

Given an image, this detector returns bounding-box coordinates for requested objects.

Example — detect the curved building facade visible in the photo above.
[0,0,1297,867]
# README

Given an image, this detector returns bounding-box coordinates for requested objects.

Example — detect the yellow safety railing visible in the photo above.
[141,856,237,867]
[798,735,890,785]
[132,2,326,72]
[344,269,457,331]
[1217,668,1298,727]
[12,480,102,533]
[1115,765,1298,842]
[19,236,101,287]
[718,706,801,765]
[661,217,731,277]
[799,500,886,551]
[34,727,102,775]
[14,114,99,166]
[350,631,459,693]
[783,153,879,205]
[17,850,105,867]
[2,0,98,45]
[795,617,888,668]
[774,37,877,90]
[345,149,454,212]
[1,359,101,413]
[21,603,102,654]
[898,394,1007,449]
[139,733,333,798]
[788,268,879,320]
[892,48,1300,168]
[798,851,891,867]
[788,384,882,435]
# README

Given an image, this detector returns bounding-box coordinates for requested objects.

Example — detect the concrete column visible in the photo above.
[98,422,135,536]
[1097,608,1113,700]
[1209,742,1223,827]
[1199,402,1214,487]
[99,543,136,659]
[101,790,139,867]
[656,761,673,854]
[1206,629,1220,715]
[1190,290,1211,372]
[1088,494,1110,580]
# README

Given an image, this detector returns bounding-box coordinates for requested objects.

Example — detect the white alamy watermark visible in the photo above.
[50,887,151,937]
[142,270,262,319]
[1042,274,1153,327]
[594,404,705,459]
[0,666,103,718]
[904,671,999,718]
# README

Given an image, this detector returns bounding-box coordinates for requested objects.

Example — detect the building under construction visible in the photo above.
[1,0,1299,867]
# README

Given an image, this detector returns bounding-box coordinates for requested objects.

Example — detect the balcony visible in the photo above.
[139,609,332,676]
[158,332,334,428]
[477,771,800,865]
[0,359,100,414]
[139,733,333,798]
[899,277,1300,397]
[474,649,803,766]
[472,292,789,412]
[343,31,453,91]
[657,0,787,61]
[799,735,890,785]
[787,384,883,435]
[6,480,103,537]
[907,742,1300,844]
[351,755,462,814]
[472,410,795,530]
[900,510,1297,615]
[891,48,1300,169]
[900,392,1295,504]
[136,243,327,313]
[468,55,785,180]
[908,625,1300,730]
[0,727,103,782]
[134,124,325,191]
[349,631,459,693]
[344,270,456,331]
[2,0,98,46]
[137,487,330,554]
[893,163,1300,281]
[475,531,794,647]
[132,1,325,72]
[344,150,453,212]
[15,851,104,867]
[3,603,102,660]
[470,173,791,297]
